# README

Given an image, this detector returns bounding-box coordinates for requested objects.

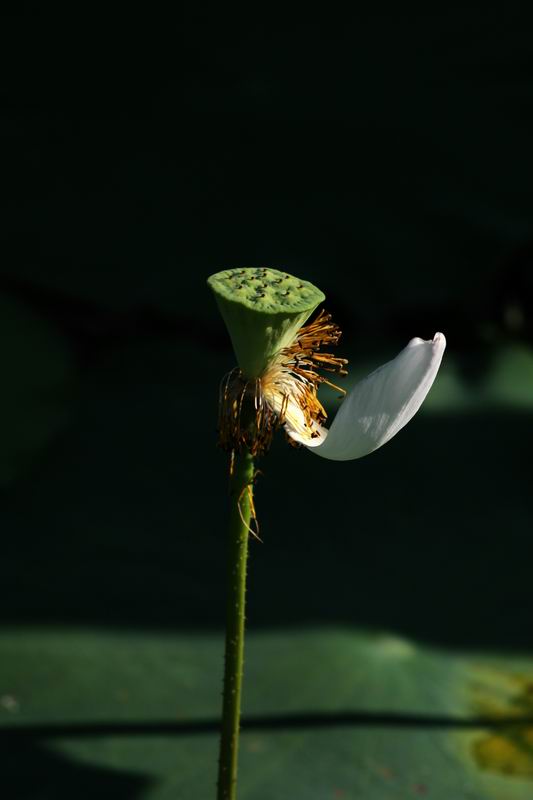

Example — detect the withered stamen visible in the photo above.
[217,309,348,457]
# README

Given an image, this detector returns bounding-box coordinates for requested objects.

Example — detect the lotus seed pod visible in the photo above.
[208,267,325,377]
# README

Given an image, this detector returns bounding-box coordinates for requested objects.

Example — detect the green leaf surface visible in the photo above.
[2,628,533,799]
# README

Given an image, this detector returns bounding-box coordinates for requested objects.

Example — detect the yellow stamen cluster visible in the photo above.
[218,310,348,457]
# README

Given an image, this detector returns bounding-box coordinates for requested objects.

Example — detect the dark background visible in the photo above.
[2,3,533,646]
[1,7,533,797]
[2,4,533,640]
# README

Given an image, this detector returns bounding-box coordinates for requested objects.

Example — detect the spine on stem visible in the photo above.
[217,450,254,800]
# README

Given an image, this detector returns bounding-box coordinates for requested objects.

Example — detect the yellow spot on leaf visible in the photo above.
[473,730,533,777]
[470,668,533,779]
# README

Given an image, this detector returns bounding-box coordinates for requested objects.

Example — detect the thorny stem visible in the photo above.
[217,450,255,800]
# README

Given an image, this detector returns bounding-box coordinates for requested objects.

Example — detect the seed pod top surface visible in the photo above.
[208,267,325,378]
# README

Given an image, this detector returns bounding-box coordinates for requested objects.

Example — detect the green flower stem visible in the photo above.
[217,449,255,800]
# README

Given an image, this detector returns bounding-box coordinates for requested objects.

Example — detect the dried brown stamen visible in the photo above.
[218,368,281,457]
[270,309,348,431]
[217,309,348,456]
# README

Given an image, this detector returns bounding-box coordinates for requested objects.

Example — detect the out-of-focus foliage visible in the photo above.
[3,628,533,799]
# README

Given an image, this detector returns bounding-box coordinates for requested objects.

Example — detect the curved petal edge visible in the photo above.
[307,332,446,461]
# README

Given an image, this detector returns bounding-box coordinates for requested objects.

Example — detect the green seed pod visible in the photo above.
[207,267,325,377]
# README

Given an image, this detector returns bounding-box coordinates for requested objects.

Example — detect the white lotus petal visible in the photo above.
[307,332,446,461]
